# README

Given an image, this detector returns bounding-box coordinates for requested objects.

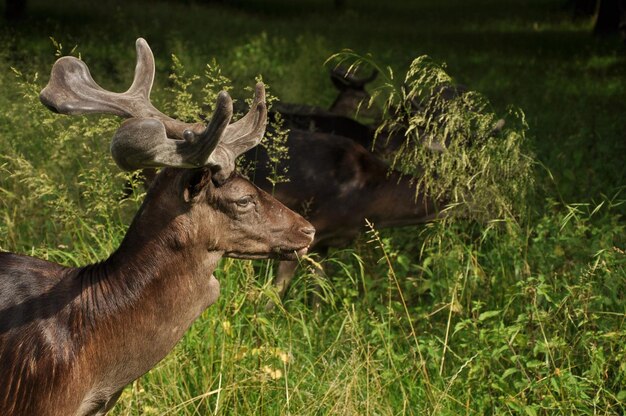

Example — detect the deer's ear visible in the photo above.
[183,167,212,202]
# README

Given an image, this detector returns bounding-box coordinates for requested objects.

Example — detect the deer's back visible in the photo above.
[0,252,84,415]
[0,252,68,305]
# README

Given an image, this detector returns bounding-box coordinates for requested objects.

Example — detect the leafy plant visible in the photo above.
[328,51,535,224]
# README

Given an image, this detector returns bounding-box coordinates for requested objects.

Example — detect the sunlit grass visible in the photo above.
[0,0,625,414]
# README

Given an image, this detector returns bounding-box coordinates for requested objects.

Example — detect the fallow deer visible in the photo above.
[244,128,442,307]
[259,70,501,306]
[274,67,479,157]
[258,66,507,306]
[0,38,314,416]
[271,66,379,149]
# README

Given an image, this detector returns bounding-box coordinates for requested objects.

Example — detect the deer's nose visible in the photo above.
[300,226,315,238]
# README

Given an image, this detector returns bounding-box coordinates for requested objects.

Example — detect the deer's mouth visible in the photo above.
[275,245,309,260]
[224,245,309,261]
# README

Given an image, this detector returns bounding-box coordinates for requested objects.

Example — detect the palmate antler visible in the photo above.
[39,38,267,181]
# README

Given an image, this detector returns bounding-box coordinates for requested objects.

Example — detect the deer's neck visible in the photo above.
[72,209,222,394]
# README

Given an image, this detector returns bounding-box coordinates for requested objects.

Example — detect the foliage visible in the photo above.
[261,110,291,188]
[0,0,625,414]
[0,65,138,263]
[165,54,202,123]
[328,51,535,223]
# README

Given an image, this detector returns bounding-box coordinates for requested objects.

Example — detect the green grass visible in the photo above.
[0,0,625,414]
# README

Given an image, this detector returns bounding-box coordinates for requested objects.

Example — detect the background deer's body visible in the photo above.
[249,67,474,302]
[247,130,437,249]
[244,130,440,301]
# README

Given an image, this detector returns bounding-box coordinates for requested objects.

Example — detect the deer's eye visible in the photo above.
[235,195,254,208]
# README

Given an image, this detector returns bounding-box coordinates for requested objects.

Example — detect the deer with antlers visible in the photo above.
[0,38,314,416]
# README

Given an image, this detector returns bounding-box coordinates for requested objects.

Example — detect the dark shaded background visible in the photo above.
[1,0,625,202]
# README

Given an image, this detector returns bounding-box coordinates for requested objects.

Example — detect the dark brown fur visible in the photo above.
[246,131,438,249]
[0,167,313,416]
[241,130,441,302]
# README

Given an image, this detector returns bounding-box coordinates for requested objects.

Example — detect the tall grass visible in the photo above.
[327,50,534,223]
[0,0,625,414]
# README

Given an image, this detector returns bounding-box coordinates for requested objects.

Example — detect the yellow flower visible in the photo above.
[221,320,232,336]
[261,365,283,380]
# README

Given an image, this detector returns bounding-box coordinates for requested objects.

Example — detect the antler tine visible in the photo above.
[208,83,267,182]
[223,82,267,146]
[39,38,162,119]
[126,38,156,103]
[111,91,233,170]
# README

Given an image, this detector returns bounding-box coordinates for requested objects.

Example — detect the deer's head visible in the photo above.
[329,66,380,120]
[40,38,314,260]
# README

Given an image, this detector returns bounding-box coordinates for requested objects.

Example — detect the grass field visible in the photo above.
[1,0,625,414]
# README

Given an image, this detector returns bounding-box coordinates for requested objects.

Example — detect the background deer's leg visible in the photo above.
[266,260,299,310]
[308,247,329,311]
[275,260,299,298]
[267,247,331,311]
